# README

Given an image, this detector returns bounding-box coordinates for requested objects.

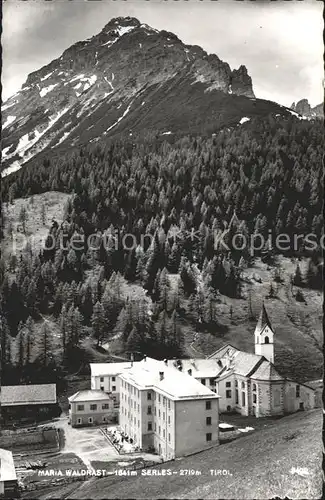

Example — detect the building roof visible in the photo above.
[90,362,133,377]
[250,361,284,381]
[68,390,113,403]
[207,343,240,359]
[174,358,225,379]
[0,448,17,482]
[254,303,274,336]
[231,351,264,377]
[120,359,219,401]
[0,384,57,407]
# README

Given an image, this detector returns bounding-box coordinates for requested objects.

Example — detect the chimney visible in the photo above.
[159,371,164,381]
[164,359,168,366]
[188,369,192,376]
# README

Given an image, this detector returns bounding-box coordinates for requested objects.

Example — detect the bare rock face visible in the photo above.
[291,99,323,119]
[230,65,255,98]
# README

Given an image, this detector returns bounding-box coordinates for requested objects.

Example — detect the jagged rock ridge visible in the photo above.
[290,99,323,120]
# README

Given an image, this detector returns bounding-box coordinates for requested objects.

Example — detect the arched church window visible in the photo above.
[252,383,256,391]
[265,336,269,344]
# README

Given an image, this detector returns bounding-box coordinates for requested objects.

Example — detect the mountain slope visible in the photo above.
[22,409,322,499]
[2,16,291,177]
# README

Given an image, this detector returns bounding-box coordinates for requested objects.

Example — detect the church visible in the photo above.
[203,304,316,417]
[90,305,316,419]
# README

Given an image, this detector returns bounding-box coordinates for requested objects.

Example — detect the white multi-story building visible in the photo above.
[118,357,219,460]
[90,361,133,404]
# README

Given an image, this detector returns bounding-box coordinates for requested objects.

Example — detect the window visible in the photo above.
[265,336,270,344]
[69,404,71,410]
[88,417,93,424]
[159,410,161,418]
[235,380,238,387]
[168,433,171,443]
[209,378,215,385]
[102,416,107,422]
[206,433,212,442]
[112,386,116,391]
[163,412,165,421]
[253,394,257,404]
[138,420,140,428]
[168,416,170,425]
[102,403,109,410]
[148,422,152,431]
[252,383,257,391]
[155,423,157,431]
[100,377,104,382]
[77,405,84,411]
[138,404,140,413]
[201,378,206,385]
[226,390,232,399]
[226,382,231,388]
[163,429,165,438]
[296,385,300,398]
[134,417,136,424]
[155,407,157,416]
[159,426,161,435]
[147,406,152,415]
[206,416,212,426]
[242,392,246,407]
[158,395,161,403]
[112,377,116,382]
[147,391,152,400]
[100,386,104,391]
[163,397,166,406]
[90,404,97,411]
[206,401,211,410]
[241,381,245,388]
[77,418,82,424]
[168,399,170,409]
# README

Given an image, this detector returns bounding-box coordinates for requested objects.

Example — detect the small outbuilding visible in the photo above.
[68,390,117,427]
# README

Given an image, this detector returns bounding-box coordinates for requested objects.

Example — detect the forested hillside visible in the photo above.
[0,114,323,389]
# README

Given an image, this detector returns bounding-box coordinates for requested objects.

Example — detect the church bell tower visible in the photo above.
[254,303,275,364]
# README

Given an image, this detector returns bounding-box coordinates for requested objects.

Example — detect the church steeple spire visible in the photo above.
[254,303,275,363]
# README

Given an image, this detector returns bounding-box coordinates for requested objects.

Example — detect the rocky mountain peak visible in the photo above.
[230,65,255,98]
[2,17,282,177]
[291,99,323,119]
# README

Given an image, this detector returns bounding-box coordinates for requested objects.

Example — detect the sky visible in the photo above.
[2,0,323,106]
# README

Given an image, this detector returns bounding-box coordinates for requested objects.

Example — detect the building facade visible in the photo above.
[207,305,315,417]
[68,390,117,427]
[118,358,219,460]
[0,448,18,499]
[90,362,133,405]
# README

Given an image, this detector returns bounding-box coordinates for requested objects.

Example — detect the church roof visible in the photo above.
[231,351,263,377]
[255,303,273,335]
[250,361,284,381]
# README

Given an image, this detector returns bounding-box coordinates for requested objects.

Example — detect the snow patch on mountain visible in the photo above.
[3,116,16,129]
[40,84,58,97]
[2,101,17,111]
[2,107,70,177]
[57,131,71,146]
[105,100,134,133]
[41,72,53,82]
[83,75,97,91]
